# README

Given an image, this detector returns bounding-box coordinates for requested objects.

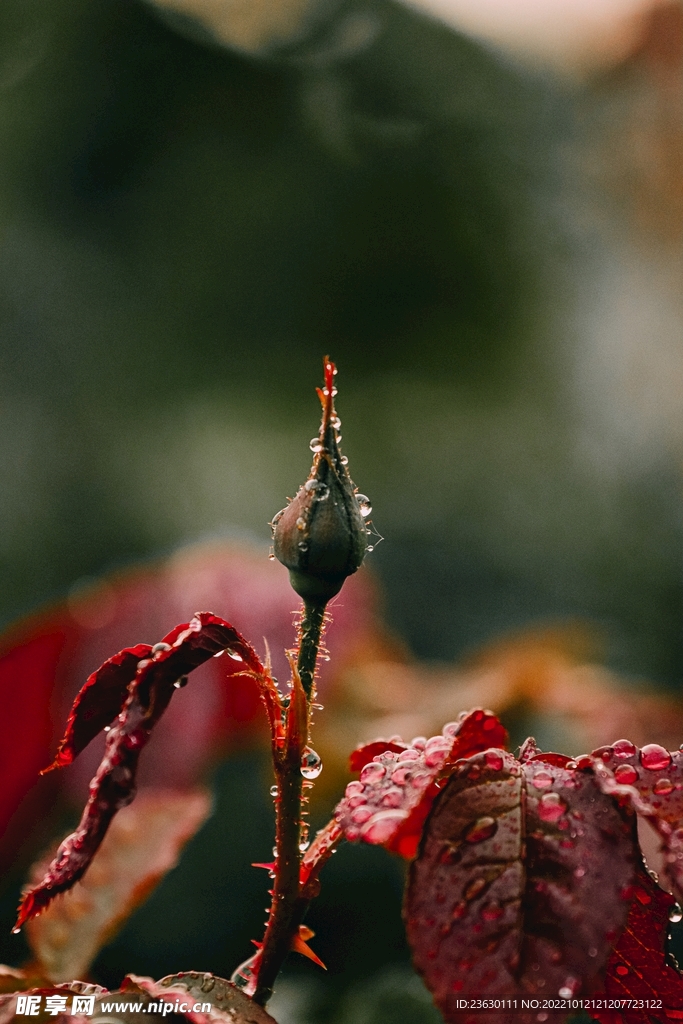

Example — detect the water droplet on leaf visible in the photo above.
[612,739,637,759]
[537,793,566,822]
[614,764,638,784]
[464,817,497,843]
[361,762,385,783]
[640,744,672,771]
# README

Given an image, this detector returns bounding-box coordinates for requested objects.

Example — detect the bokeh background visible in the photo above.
[0,0,682,1020]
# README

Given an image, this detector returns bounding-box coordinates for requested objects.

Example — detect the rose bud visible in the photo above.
[272,358,371,604]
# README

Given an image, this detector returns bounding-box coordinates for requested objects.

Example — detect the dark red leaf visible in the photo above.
[43,645,153,772]
[123,972,279,1023]
[335,709,508,859]
[15,613,276,928]
[349,740,408,772]
[592,868,683,1024]
[590,742,683,904]
[405,748,638,1022]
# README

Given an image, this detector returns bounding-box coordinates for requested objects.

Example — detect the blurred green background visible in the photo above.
[0,0,681,1019]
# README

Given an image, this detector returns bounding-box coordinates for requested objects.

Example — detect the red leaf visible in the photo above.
[593,868,683,1024]
[335,709,508,859]
[405,748,638,1022]
[43,645,153,772]
[15,613,275,928]
[591,742,683,904]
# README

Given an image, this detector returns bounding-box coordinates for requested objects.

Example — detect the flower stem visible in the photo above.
[252,599,326,1005]
[297,601,326,700]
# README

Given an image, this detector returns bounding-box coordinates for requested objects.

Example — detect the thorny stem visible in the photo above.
[297,601,326,701]
[252,599,328,1005]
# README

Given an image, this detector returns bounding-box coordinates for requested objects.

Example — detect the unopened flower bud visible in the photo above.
[272,358,370,603]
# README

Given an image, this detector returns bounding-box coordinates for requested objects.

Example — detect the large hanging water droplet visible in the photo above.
[464,817,497,843]
[230,955,259,996]
[356,494,372,518]
[225,649,244,662]
[309,438,323,453]
[670,904,683,923]
[640,744,672,771]
[301,747,323,780]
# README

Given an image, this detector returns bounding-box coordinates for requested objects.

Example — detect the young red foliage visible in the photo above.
[15,613,278,929]
[43,645,153,772]
[594,868,683,1024]
[336,709,507,859]
[405,749,637,1020]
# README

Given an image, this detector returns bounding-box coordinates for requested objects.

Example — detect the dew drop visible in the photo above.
[309,438,323,452]
[411,736,427,750]
[391,766,412,786]
[226,649,244,662]
[655,777,674,795]
[201,975,215,993]
[298,541,309,552]
[612,739,637,759]
[481,902,503,921]
[588,947,598,957]
[451,900,467,919]
[424,740,451,768]
[351,806,373,825]
[381,786,404,808]
[485,751,504,771]
[174,676,189,689]
[615,965,628,976]
[340,455,348,465]
[358,809,408,844]
[464,816,497,844]
[271,509,285,526]
[270,785,278,797]
[614,764,638,784]
[356,494,373,517]
[103,725,111,732]
[361,762,385,783]
[367,545,374,552]
[464,877,488,901]
[397,748,420,762]
[213,649,225,658]
[537,793,566,822]
[296,516,306,531]
[532,771,553,789]
[345,781,364,797]
[411,771,432,789]
[640,744,672,771]
[301,748,323,780]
